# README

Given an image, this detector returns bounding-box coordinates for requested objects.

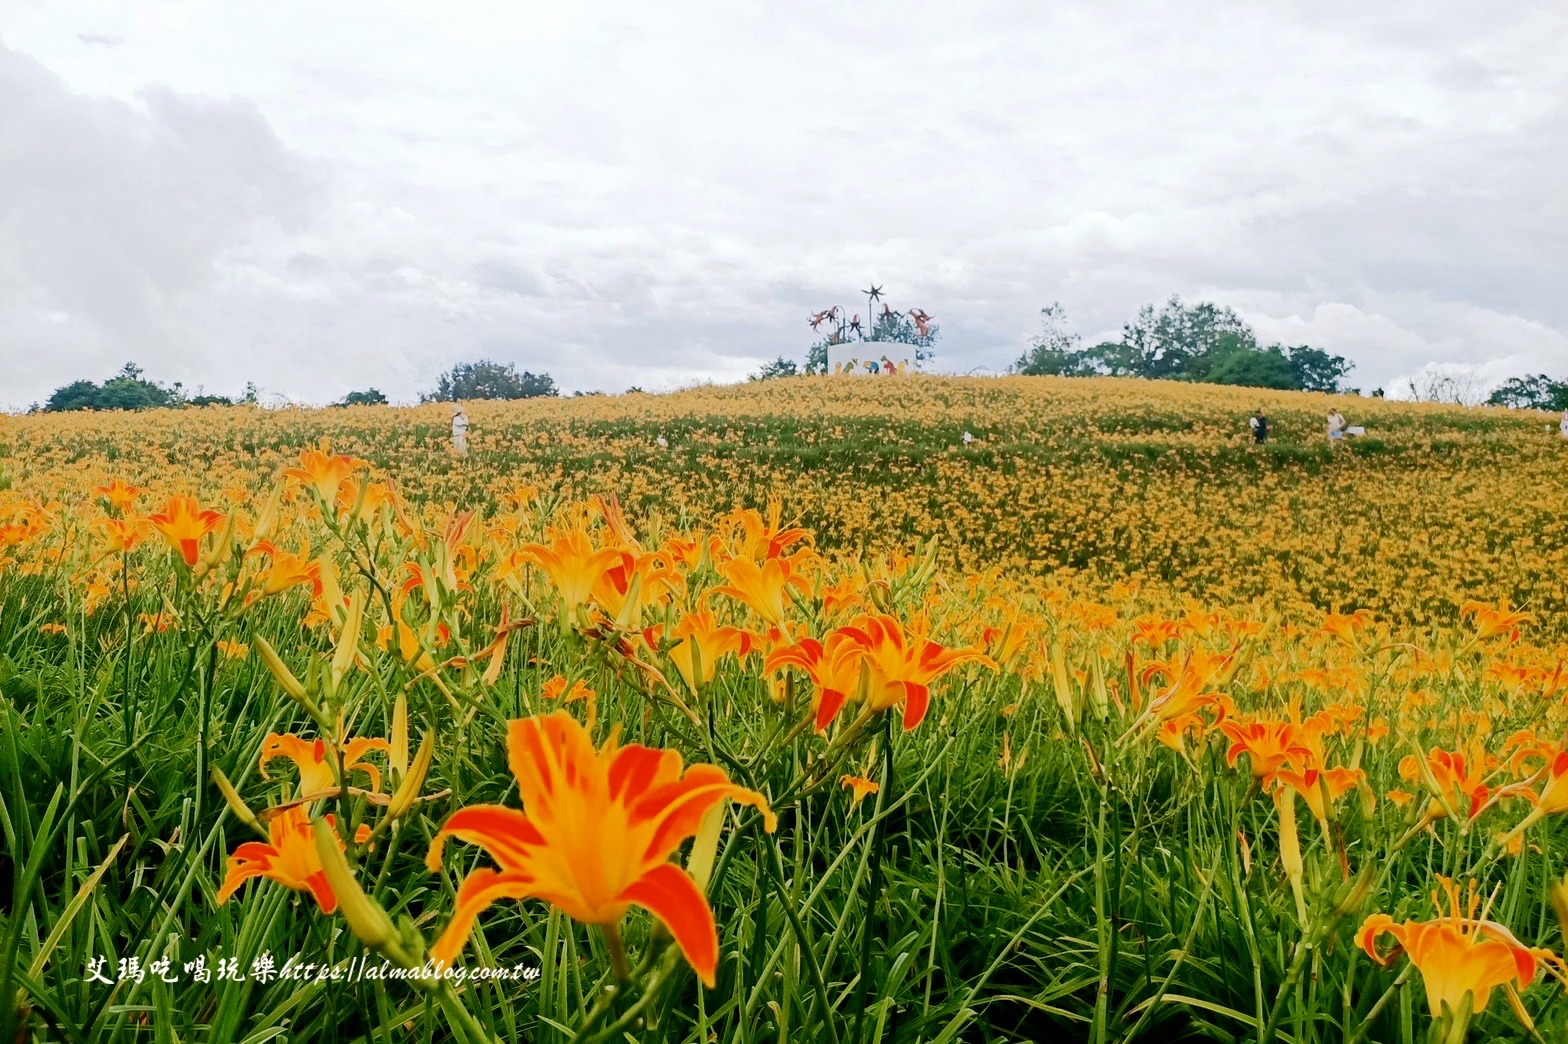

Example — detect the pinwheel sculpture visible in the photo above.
[807,285,934,349]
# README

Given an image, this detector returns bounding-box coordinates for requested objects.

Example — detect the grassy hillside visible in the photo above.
[6,375,1566,636]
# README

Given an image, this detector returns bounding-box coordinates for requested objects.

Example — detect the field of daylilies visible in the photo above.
[2,375,1568,1044]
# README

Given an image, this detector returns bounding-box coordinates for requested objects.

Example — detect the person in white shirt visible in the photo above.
[1560,409,1568,440]
[451,404,469,456]
[1327,409,1346,445]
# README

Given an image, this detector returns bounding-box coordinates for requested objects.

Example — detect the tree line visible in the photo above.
[31,360,558,412]
[1011,297,1354,393]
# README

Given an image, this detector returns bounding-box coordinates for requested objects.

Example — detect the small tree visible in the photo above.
[1403,368,1487,406]
[423,360,557,401]
[751,356,799,381]
[337,388,389,407]
[1013,303,1097,376]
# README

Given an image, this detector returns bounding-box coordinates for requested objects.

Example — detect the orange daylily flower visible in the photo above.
[93,479,144,513]
[518,528,630,622]
[1398,747,1498,824]
[1219,719,1313,782]
[1460,600,1533,644]
[259,733,391,798]
[1359,877,1562,1023]
[712,556,811,630]
[284,446,365,505]
[711,501,810,563]
[95,515,149,555]
[1320,610,1374,649]
[837,613,996,731]
[840,775,879,805]
[146,495,225,567]
[216,806,368,913]
[645,609,753,695]
[425,712,775,985]
[765,632,868,731]
[248,540,324,598]
[1497,750,1568,846]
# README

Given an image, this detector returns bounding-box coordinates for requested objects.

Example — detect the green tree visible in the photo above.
[337,388,389,407]
[44,362,177,412]
[751,356,799,381]
[1487,374,1568,411]
[1013,303,1098,376]
[1205,340,1298,389]
[1284,346,1353,394]
[423,360,557,401]
[1122,298,1259,380]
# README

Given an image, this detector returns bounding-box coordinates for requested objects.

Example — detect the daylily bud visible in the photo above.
[211,766,263,835]
[330,589,366,696]
[612,569,644,632]
[1332,863,1376,920]
[866,579,892,614]
[251,483,284,544]
[311,817,396,949]
[1051,639,1079,733]
[386,732,433,821]
[254,634,310,704]
[1549,872,1568,943]
[686,804,725,892]
[1088,653,1110,720]
[390,693,410,780]
[195,512,239,578]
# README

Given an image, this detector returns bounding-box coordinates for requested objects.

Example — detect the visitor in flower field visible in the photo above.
[1327,408,1346,445]
[1560,408,1568,440]
[1250,409,1268,444]
[450,404,469,456]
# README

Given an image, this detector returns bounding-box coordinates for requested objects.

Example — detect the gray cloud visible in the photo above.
[1,0,1565,407]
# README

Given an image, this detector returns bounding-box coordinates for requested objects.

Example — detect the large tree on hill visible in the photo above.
[1486,374,1568,411]
[44,362,177,412]
[423,360,557,401]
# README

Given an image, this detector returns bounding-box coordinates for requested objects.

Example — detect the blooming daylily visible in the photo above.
[1219,719,1313,783]
[1398,747,1500,826]
[259,733,391,798]
[764,631,868,731]
[1460,600,1533,644]
[645,609,754,695]
[1359,877,1562,1025]
[712,556,810,630]
[1496,749,1568,847]
[710,502,810,563]
[146,495,226,568]
[424,711,775,985]
[837,613,995,731]
[95,515,149,555]
[840,775,879,805]
[518,527,631,623]
[283,447,365,506]
[217,806,369,913]
[93,478,144,513]
[248,540,324,598]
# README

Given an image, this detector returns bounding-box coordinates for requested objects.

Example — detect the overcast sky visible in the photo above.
[2,0,1564,409]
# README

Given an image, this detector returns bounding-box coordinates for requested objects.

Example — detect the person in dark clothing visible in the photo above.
[1249,409,1268,444]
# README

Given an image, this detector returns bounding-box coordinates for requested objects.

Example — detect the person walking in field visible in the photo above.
[451,404,470,456]
[1327,409,1346,446]
[1560,408,1568,440]
[1249,409,1268,444]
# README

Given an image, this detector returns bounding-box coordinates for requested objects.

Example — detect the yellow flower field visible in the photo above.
[2,375,1567,1043]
